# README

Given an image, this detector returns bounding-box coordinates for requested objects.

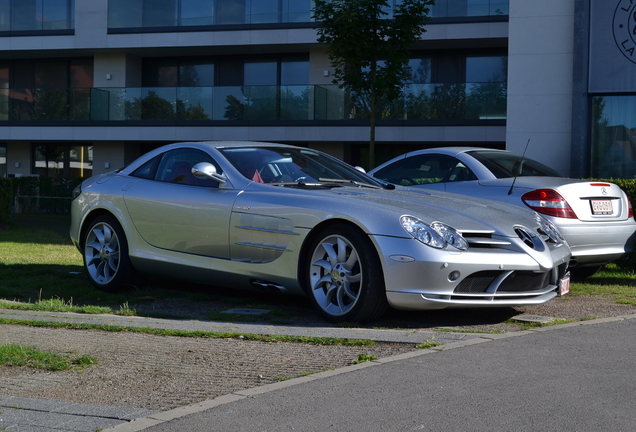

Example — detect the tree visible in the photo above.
[312,0,432,168]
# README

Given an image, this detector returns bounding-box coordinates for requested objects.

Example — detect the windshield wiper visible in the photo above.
[317,178,384,189]
[270,181,343,189]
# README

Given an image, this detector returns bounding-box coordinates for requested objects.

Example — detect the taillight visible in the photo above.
[629,198,634,219]
[521,189,578,219]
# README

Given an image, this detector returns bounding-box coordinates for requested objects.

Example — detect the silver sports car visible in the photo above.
[70,142,571,323]
[369,147,636,278]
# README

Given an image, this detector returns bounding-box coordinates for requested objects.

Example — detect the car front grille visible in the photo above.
[454,270,550,295]
[454,271,501,293]
[497,271,550,293]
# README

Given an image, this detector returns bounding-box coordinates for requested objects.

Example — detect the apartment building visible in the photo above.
[0,0,631,180]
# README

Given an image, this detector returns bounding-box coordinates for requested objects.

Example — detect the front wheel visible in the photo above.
[305,225,388,323]
[83,215,139,292]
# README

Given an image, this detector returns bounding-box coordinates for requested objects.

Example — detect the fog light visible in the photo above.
[448,271,461,282]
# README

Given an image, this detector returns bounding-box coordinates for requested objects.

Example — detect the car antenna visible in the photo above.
[508,138,530,195]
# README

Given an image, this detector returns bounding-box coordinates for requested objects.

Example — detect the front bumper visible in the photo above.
[372,234,571,311]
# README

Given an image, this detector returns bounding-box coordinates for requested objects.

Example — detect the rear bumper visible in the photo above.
[556,220,636,264]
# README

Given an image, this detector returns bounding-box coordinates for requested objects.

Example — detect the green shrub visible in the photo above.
[595,178,636,271]
[603,178,636,206]
[0,178,11,225]
[12,177,82,214]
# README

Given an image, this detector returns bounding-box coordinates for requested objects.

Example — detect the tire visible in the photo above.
[305,224,389,323]
[83,215,139,292]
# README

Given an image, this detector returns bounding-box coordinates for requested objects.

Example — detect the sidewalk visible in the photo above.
[3,309,636,431]
[0,308,481,431]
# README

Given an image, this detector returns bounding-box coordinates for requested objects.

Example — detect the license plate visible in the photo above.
[591,199,613,215]
[559,272,570,296]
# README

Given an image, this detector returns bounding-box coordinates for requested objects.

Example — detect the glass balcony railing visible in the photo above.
[0,83,506,123]
[107,0,508,30]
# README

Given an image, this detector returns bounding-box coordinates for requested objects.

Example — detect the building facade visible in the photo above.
[0,0,630,180]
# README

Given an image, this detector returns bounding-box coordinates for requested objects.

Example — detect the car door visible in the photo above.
[123,148,240,259]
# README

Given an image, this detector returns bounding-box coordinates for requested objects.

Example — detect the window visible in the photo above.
[131,155,161,180]
[42,0,74,30]
[468,151,561,178]
[466,56,507,83]
[0,63,8,121]
[281,60,309,85]
[248,0,278,23]
[109,0,142,28]
[108,0,312,29]
[143,0,177,27]
[244,57,309,86]
[154,148,221,187]
[142,58,213,87]
[3,0,74,32]
[373,154,464,186]
[0,0,10,31]
[0,144,6,178]
[244,61,277,86]
[284,0,311,22]
[431,0,509,18]
[591,95,636,179]
[33,144,92,178]
[4,58,93,121]
[408,58,432,84]
[215,0,245,24]
[180,62,214,87]
[181,0,214,26]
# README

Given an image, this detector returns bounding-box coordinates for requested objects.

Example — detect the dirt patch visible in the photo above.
[0,326,416,410]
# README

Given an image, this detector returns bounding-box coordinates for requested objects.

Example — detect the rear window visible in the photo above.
[468,151,562,178]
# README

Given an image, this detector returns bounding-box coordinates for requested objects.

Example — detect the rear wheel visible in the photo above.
[305,225,388,323]
[83,215,139,292]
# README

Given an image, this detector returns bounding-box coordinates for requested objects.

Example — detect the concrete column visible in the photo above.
[92,141,127,176]
[506,0,575,177]
[94,53,142,88]
[6,141,31,177]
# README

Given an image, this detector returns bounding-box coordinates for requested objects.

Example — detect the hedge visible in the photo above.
[0,178,11,225]
[0,177,83,222]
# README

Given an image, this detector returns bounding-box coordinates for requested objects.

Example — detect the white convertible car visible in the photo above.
[369,147,636,278]
[70,142,571,322]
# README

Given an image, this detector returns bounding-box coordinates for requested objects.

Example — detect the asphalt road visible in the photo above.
[106,315,636,432]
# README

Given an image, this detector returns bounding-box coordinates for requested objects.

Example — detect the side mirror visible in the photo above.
[354,166,366,173]
[192,162,226,185]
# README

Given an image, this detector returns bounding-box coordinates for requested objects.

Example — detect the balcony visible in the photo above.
[0,83,506,123]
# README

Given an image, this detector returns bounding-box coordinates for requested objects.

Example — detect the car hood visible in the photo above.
[349,187,544,236]
[242,184,545,238]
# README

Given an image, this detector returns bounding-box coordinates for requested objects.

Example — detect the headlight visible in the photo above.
[400,215,468,251]
[72,183,82,200]
[534,213,565,245]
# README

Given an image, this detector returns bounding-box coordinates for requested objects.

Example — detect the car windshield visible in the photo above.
[220,146,382,187]
[467,150,562,179]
